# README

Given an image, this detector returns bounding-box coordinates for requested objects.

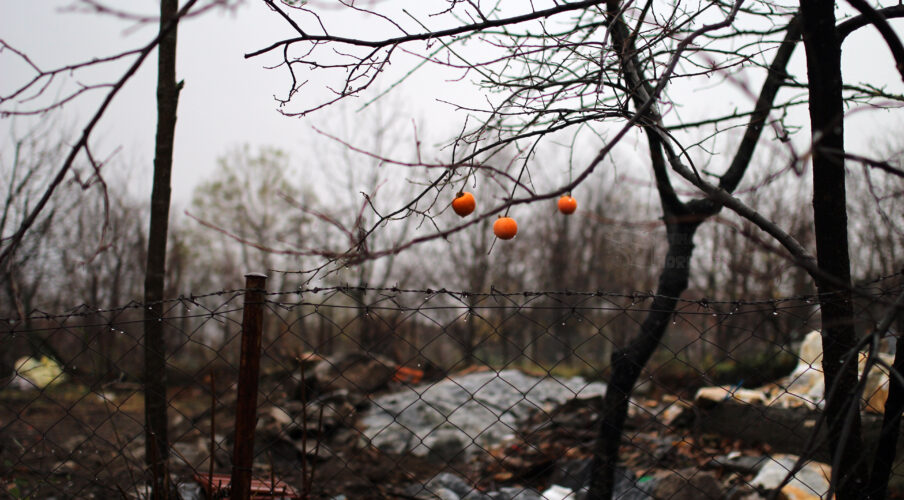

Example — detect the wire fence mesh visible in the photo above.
[1,273,903,499]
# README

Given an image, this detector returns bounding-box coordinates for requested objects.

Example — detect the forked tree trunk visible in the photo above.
[584,6,803,496]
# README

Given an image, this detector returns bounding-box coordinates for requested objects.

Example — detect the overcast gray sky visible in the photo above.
[2,0,903,210]
[1,1,467,204]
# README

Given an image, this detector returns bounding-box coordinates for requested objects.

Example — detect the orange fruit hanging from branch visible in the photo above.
[452,192,476,217]
[557,195,577,215]
[493,216,518,240]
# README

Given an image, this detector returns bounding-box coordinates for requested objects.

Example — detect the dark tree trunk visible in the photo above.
[865,287,904,499]
[144,0,181,497]
[798,1,867,496]
[867,335,904,499]
[588,219,700,498]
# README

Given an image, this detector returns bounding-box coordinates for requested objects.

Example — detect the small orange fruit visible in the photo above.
[557,195,577,215]
[493,216,518,240]
[452,191,476,217]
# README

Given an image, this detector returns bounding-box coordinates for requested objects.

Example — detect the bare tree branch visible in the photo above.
[837,2,904,81]
[245,0,609,57]
[0,0,201,270]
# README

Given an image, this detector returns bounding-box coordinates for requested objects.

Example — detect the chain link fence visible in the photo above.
[1,273,903,499]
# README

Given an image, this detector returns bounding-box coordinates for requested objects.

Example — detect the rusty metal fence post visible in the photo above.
[231,273,268,500]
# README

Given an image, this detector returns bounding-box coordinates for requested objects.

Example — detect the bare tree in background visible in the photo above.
[188,144,311,290]
[0,118,159,387]
[249,1,904,497]
[1,122,73,372]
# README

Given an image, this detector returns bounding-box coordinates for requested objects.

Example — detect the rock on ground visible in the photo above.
[751,454,831,499]
[651,469,722,499]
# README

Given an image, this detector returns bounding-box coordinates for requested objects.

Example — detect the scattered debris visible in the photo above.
[406,466,656,500]
[694,386,768,407]
[255,389,365,462]
[9,356,66,390]
[313,351,397,394]
[194,472,301,499]
[706,453,768,475]
[394,365,425,384]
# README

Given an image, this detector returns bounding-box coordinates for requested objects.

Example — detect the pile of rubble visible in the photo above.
[245,349,852,499]
[360,368,606,461]
[694,330,892,413]
[11,332,885,499]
